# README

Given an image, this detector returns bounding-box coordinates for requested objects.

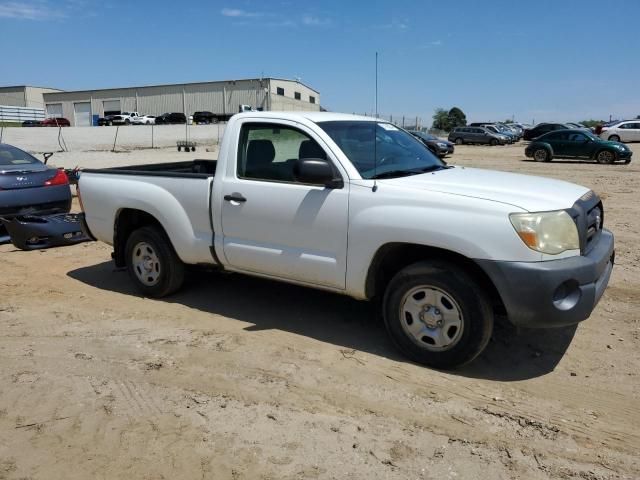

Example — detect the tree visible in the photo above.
[448,107,467,128]
[579,119,605,128]
[432,108,450,131]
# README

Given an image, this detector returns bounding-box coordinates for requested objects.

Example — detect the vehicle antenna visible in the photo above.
[373,51,378,192]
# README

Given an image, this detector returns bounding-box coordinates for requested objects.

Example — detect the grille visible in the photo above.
[585,203,603,249]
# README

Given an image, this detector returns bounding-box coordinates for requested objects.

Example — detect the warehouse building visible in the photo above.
[0,85,64,122]
[42,78,321,126]
[0,85,63,108]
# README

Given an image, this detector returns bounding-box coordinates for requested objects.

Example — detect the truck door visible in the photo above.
[219,120,349,289]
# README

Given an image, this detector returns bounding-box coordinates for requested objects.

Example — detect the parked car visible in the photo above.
[566,122,590,131]
[525,129,632,164]
[79,112,614,369]
[409,131,455,157]
[41,117,70,127]
[108,112,141,125]
[193,111,218,124]
[598,120,640,143]
[131,114,155,125]
[480,124,516,143]
[523,123,571,141]
[21,120,41,127]
[448,126,507,145]
[0,143,71,242]
[155,112,187,124]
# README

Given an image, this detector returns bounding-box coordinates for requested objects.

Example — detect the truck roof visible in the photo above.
[234,111,380,123]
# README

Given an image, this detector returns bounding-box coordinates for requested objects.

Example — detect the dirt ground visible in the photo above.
[1,142,638,479]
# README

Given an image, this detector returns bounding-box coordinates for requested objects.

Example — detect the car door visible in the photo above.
[564,132,591,158]
[219,119,349,289]
[626,122,640,142]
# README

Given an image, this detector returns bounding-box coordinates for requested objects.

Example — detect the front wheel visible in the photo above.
[383,261,493,369]
[490,139,498,146]
[125,226,185,298]
[455,138,464,145]
[608,135,621,142]
[596,150,616,164]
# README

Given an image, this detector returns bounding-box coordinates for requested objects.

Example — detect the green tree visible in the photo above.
[579,119,605,128]
[448,107,467,128]
[432,108,450,130]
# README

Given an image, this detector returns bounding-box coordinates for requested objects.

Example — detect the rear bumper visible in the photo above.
[476,229,615,328]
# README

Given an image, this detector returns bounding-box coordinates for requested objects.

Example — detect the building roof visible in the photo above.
[40,78,319,96]
[0,85,63,91]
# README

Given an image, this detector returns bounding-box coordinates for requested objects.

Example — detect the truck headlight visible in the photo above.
[509,210,579,254]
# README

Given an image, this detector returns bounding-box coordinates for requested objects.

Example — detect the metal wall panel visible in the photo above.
[0,87,27,107]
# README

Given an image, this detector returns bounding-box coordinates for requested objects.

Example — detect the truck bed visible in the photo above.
[80,159,218,266]
[82,159,217,177]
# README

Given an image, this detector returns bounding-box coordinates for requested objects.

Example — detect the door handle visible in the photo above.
[224,194,247,203]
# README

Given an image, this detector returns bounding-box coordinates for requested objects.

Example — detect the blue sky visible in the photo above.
[2,0,639,124]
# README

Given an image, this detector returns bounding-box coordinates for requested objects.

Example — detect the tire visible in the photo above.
[107,121,112,126]
[455,138,464,145]
[382,261,494,369]
[125,119,130,125]
[533,148,550,162]
[596,149,616,164]
[608,135,621,142]
[125,226,185,298]
[490,139,498,146]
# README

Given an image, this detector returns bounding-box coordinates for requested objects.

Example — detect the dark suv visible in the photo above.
[448,127,505,145]
[155,112,187,125]
[523,123,571,141]
[193,111,218,124]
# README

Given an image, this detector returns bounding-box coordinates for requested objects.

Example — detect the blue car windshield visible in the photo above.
[318,121,444,179]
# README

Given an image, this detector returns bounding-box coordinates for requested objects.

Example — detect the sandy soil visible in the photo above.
[0,142,638,479]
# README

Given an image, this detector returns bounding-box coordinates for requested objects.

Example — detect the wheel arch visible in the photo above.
[113,208,174,268]
[364,242,506,313]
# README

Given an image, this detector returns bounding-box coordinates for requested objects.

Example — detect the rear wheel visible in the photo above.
[125,226,185,298]
[608,135,621,142]
[596,150,616,164]
[455,138,464,145]
[533,148,550,162]
[383,261,494,369]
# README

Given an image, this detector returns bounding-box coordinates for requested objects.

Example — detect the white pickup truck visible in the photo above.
[78,112,614,368]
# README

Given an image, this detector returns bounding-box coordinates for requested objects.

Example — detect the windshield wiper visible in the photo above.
[370,169,423,179]
[420,165,452,173]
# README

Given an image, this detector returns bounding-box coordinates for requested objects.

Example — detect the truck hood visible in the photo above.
[383,166,589,212]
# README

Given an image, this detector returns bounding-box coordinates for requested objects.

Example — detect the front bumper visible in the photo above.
[476,229,615,328]
[0,213,91,250]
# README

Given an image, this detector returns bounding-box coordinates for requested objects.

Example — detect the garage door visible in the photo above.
[103,100,121,116]
[74,102,91,126]
[46,103,62,118]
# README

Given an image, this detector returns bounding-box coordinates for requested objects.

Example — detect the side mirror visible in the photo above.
[294,158,343,188]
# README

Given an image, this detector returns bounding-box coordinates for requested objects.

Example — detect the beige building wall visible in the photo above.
[42,78,320,124]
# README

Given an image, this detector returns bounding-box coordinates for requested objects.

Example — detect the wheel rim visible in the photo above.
[132,241,161,286]
[598,151,614,163]
[399,286,464,351]
[534,149,547,161]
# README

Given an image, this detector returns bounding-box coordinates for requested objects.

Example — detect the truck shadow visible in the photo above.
[68,262,577,382]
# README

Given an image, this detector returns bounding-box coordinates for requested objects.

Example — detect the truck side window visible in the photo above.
[237,123,328,183]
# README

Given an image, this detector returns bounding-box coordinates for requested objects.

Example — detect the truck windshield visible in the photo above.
[318,121,443,179]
